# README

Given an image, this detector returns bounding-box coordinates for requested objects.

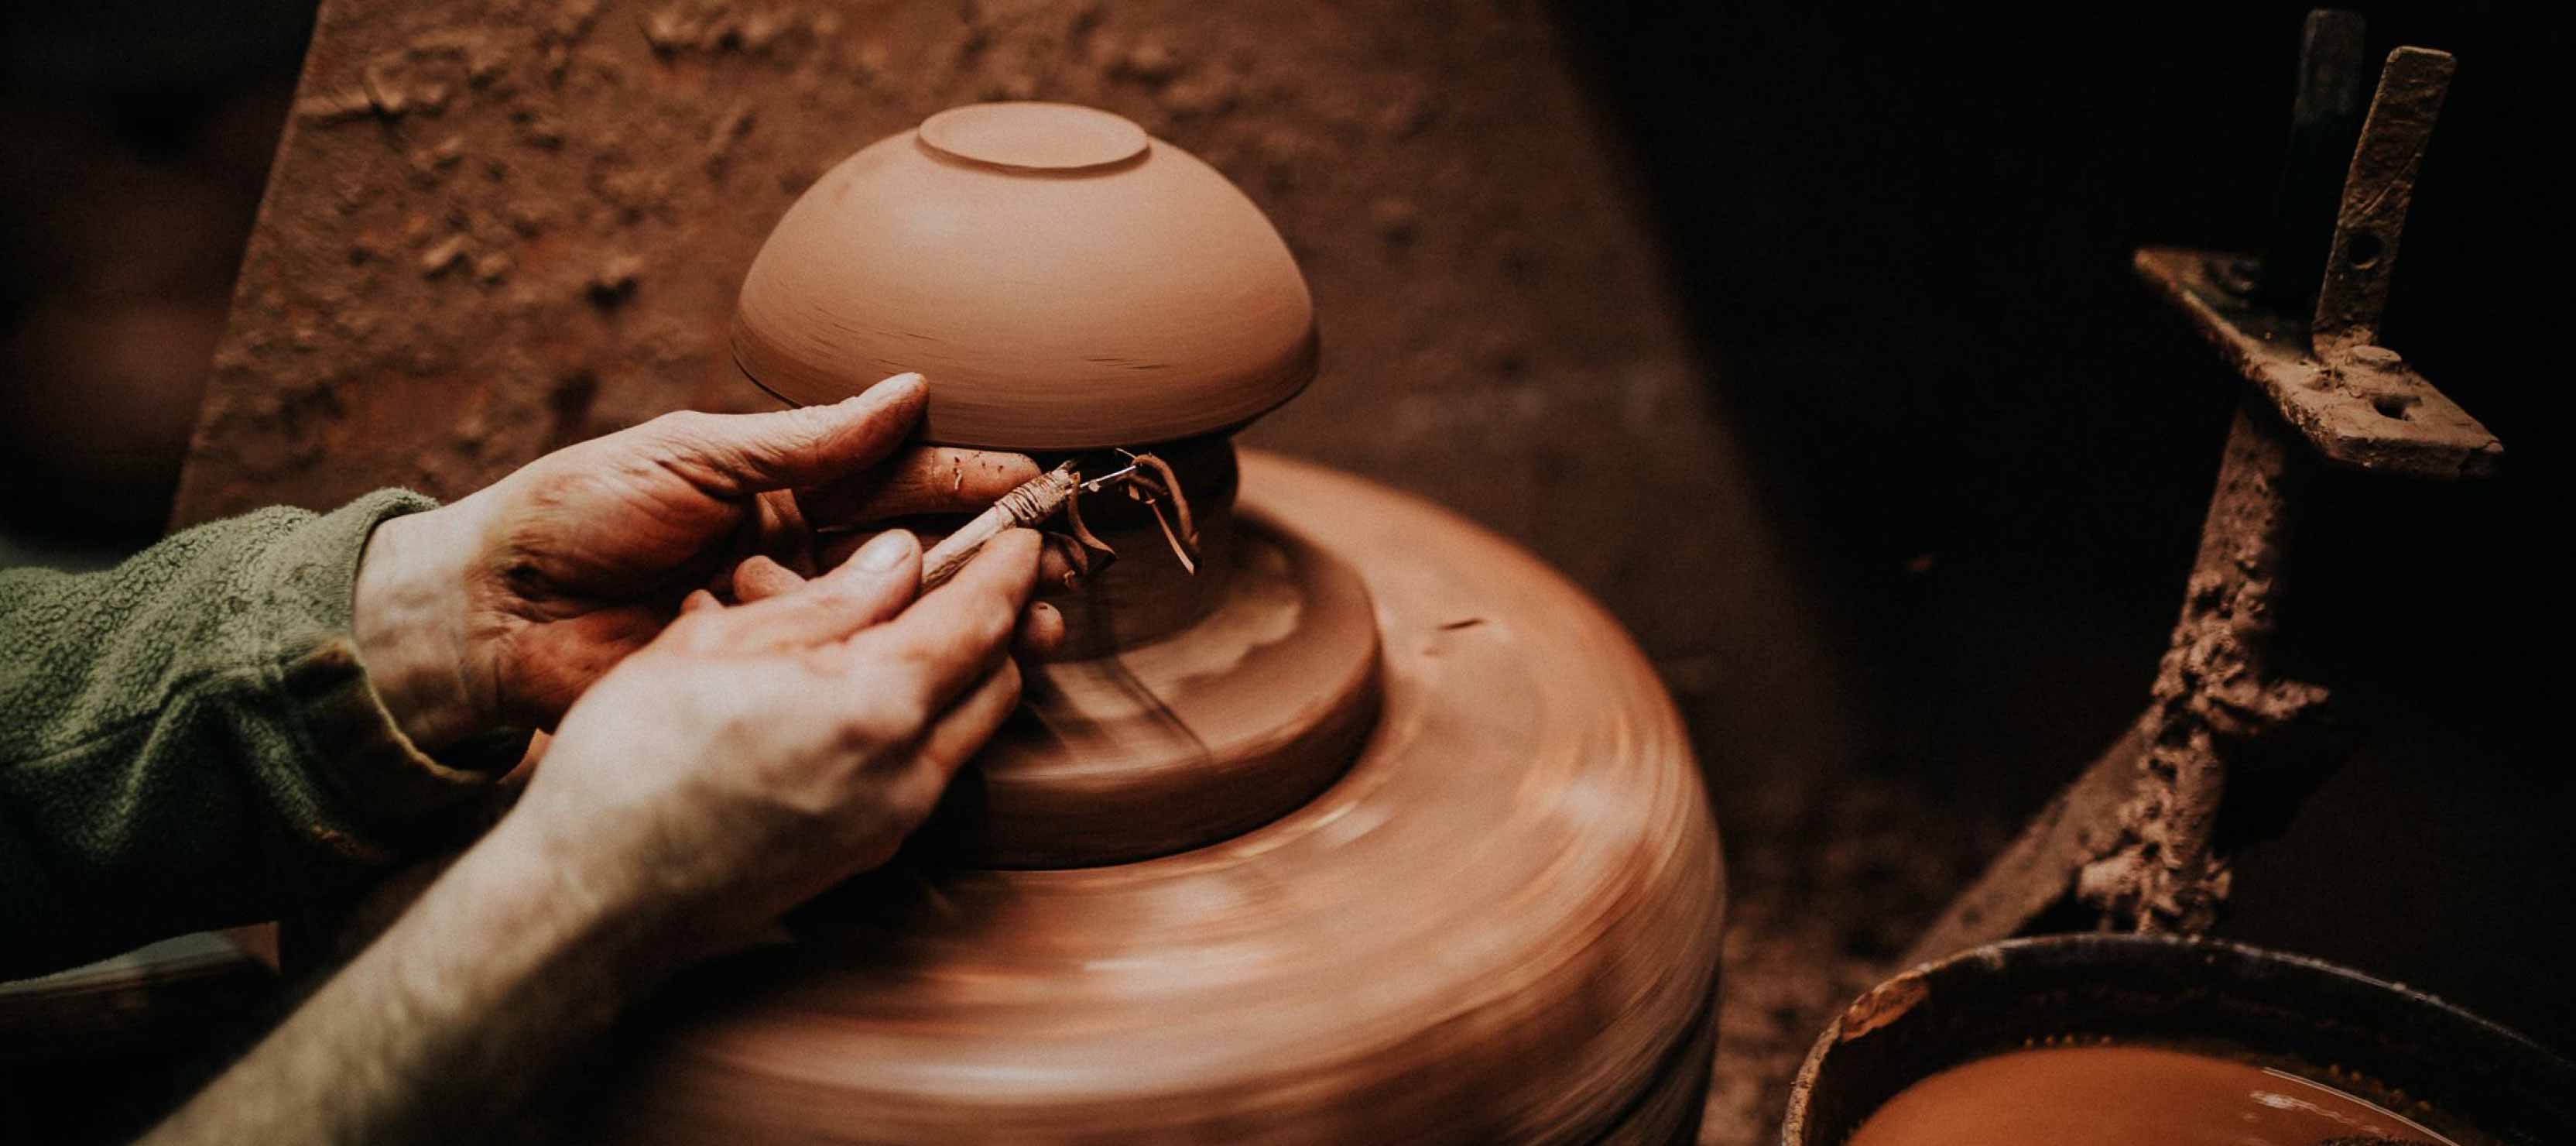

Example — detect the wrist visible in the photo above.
[467,803,716,987]
[438,818,670,986]
[353,506,492,752]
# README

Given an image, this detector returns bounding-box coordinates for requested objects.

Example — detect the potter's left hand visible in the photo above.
[349,372,1040,748]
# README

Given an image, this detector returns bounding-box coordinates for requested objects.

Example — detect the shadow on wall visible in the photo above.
[0,0,313,557]
[1551,0,2569,1047]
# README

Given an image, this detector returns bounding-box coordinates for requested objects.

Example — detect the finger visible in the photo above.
[1015,601,1066,660]
[753,489,817,575]
[732,554,807,602]
[497,729,551,784]
[718,530,921,650]
[844,529,1042,708]
[855,660,1025,872]
[680,588,724,616]
[825,523,1091,581]
[903,659,1024,795]
[824,526,983,571]
[800,447,1041,524]
[1038,539,1087,588]
[815,527,909,572]
[643,372,928,498]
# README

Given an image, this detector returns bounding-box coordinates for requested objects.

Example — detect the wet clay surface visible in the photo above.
[1847,1045,2454,1146]
[591,454,1723,1143]
[959,512,1383,868]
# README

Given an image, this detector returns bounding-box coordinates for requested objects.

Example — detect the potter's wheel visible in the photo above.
[593,454,1725,1143]
[963,512,1383,868]
[641,100,1726,1142]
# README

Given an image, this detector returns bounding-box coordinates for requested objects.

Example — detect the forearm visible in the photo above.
[0,492,516,976]
[135,492,1043,1144]
[142,818,668,1146]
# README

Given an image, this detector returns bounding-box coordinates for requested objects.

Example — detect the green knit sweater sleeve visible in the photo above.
[1,492,524,977]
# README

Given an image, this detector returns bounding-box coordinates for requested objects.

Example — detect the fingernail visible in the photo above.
[855,529,915,571]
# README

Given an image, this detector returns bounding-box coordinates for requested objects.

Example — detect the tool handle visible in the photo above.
[919,463,1080,589]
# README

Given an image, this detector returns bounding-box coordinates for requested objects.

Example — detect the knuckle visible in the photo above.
[635,412,720,465]
[969,601,1016,649]
[666,612,727,654]
[885,775,942,825]
[838,693,930,749]
[886,693,933,735]
[772,408,838,458]
[645,409,714,440]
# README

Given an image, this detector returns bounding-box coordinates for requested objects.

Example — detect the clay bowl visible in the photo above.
[1781,934,2576,1146]
[731,102,1319,450]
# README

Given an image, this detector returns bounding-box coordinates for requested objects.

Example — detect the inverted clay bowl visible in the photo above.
[1782,934,2576,1146]
[731,102,1320,450]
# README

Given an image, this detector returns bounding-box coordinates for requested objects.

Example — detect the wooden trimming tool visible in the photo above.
[918,453,1185,590]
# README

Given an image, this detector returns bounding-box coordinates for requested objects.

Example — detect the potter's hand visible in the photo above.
[351,372,1040,749]
[498,527,1046,952]
[141,531,1045,1146]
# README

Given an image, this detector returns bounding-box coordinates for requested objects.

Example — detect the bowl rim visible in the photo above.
[1780,932,2576,1146]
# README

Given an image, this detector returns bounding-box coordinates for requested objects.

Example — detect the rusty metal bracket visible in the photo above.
[1908,12,2502,964]
[2314,46,2454,356]
[2135,39,2495,479]
[2134,247,2499,478]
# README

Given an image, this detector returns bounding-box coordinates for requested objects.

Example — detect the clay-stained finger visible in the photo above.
[1015,601,1066,660]
[800,447,1040,525]
[847,529,1041,707]
[751,489,817,576]
[732,554,807,602]
[1037,538,1098,588]
[719,530,921,649]
[644,373,927,496]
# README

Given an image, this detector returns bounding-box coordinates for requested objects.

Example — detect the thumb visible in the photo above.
[651,372,929,496]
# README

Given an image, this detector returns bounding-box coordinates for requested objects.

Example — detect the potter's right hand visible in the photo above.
[481,527,1044,961]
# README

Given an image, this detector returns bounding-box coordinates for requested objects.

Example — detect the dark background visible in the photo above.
[1548,0,2567,1048]
[2,0,2564,1137]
